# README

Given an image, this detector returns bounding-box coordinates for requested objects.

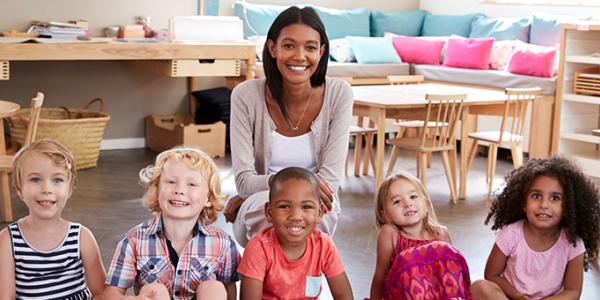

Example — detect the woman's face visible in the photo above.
[267,23,325,85]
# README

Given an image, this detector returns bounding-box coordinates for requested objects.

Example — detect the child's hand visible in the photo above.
[224,195,244,223]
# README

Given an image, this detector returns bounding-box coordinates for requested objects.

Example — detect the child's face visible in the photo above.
[524,175,564,231]
[157,159,211,222]
[266,178,322,247]
[17,152,72,220]
[384,179,427,229]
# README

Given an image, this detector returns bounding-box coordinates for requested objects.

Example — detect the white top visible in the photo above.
[268,131,317,174]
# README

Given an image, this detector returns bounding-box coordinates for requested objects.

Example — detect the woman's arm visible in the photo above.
[230,83,271,199]
[314,80,353,210]
[80,226,107,299]
[240,276,263,300]
[543,253,583,300]
[484,244,528,300]
[0,228,15,300]
[327,272,353,300]
[370,225,395,300]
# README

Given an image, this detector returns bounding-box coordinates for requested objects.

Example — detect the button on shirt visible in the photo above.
[106,215,240,300]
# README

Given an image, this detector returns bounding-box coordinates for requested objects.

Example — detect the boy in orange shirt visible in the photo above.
[238,167,353,300]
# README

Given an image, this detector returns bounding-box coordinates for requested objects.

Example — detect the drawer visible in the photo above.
[171,59,240,77]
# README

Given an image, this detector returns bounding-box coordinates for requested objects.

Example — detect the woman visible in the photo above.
[224,6,353,247]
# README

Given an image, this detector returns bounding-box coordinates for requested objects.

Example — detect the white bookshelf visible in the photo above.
[556,23,600,178]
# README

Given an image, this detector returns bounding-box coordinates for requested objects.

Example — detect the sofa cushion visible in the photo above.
[422,13,482,37]
[251,62,410,78]
[470,16,530,42]
[444,37,494,70]
[347,37,402,64]
[392,36,445,65]
[530,12,578,46]
[413,64,556,94]
[233,1,285,37]
[314,7,370,39]
[370,10,426,37]
[489,40,517,70]
[330,38,355,62]
[506,42,557,78]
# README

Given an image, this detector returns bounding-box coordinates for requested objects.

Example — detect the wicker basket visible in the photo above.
[574,67,600,96]
[9,98,110,170]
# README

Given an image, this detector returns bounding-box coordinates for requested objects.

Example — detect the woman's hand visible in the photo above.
[224,195,244,223]
[317,176,334,212]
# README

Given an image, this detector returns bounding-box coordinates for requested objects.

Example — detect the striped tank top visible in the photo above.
[9,221,92,300]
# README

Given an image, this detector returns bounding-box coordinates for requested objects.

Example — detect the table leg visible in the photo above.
[375,108,387,188]
[459,108,476,200]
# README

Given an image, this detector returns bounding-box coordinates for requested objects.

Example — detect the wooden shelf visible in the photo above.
[563,93,600,104]
[571,151,600,178]
[566,55,600,65]
[560,131,600,144]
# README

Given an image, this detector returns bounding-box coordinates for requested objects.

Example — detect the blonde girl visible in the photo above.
[0,139,106,299]
[370,171,471,300]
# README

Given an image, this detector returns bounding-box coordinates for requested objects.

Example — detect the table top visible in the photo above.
[0,100,21,118]
[352,83,508,108]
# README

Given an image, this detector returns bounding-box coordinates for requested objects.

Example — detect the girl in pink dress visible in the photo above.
[471,156,600,299]
[370,171,471,300]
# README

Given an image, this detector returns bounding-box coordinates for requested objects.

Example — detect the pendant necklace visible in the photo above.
[285,88,313,131]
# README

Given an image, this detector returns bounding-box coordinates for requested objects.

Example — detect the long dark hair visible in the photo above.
[262,6,329,122]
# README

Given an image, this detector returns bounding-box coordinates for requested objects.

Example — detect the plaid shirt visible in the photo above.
[106,215,240,300]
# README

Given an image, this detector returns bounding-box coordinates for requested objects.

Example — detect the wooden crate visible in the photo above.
[574,67,600,96]
[145,115,226,158]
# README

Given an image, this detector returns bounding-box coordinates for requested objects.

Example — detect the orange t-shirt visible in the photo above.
[238,227,345,299]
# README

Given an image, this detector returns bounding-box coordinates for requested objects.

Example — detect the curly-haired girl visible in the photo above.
[471,156,600,300]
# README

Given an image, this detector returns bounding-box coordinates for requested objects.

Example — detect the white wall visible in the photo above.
[420,0,600,17]
[0,0,417,142]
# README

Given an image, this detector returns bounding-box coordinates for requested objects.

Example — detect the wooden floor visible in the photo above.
[1,147,599,299]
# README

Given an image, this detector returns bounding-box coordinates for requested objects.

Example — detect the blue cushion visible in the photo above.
[347,37,402,64]
[530,12,577,46]
[470,16,530,42]
[233,1,285,37]
[370,10,426,37]
[314,7,370,39]
[422,13,482,37]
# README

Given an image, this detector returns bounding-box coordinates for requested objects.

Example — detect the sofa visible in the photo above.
[233,1,570,157]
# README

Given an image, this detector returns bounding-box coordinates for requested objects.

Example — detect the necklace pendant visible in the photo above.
[291,125,300,130]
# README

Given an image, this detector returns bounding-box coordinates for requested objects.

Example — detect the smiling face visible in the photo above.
[267,23,325,85]
[384,179,428,230]
[266,178,322,248]
[157,159,211,222]
[524,175,564,231]
[17,152,72,220]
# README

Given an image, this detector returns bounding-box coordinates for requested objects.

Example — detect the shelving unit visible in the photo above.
[554,23,600,178]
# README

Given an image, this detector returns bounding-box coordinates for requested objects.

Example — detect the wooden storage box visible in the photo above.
[574,67,600,96]
[171,59,240,77]
[145,115,225,158]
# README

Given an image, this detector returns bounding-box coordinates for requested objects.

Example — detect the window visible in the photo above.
[481,0,600,5]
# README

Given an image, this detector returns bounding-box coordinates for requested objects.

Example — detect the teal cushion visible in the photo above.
[470,16,530,42]
[347,37,402,64]
[314,7,370,39]
[422,13,482,37]
[370,10,426,37]
[233,1,285,37]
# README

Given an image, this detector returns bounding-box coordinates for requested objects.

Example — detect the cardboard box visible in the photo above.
[145,115,225,158]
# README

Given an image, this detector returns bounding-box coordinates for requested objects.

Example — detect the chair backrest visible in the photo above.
[420,93,466,149]
[499,87,542,144]
[388,75,425,85]
[23,92,44,145]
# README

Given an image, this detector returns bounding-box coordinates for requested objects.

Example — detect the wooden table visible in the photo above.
[0,41,256,112]
[352,82,544,200]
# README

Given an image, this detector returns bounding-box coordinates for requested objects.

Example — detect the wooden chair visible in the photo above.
[386,93,466,203]
[465,87,542,196]
[1,92,44,222]
[346,125,377,176]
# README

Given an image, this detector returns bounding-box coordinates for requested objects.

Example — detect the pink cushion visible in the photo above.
[443,37,495,70]
[506,42,557,77]
[392,36,445,65]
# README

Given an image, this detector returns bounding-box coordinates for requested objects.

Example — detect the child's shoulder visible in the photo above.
[200,224,236,244]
